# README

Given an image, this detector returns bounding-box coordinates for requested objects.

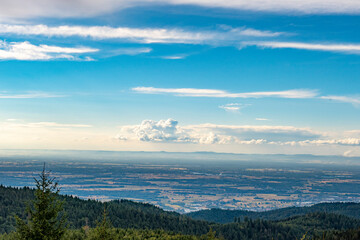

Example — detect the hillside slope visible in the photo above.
[1,185,360,240]
[0,185,209,235]
[187,202,360,223]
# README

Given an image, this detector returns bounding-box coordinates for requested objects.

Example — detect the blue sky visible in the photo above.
[0,0,359,156]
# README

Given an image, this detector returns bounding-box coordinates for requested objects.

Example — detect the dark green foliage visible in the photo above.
[279,212,360,234]
[14,166,67,240]
[187,202,360,224]
[0,185,209,236]
[1,185,360,240]
[1,228,222,240]
[87,207,112,240]
[312,227,360,240]
[0,186,34,233]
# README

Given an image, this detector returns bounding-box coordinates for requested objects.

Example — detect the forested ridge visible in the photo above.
[1,185,360,239]
[187,202,360,223]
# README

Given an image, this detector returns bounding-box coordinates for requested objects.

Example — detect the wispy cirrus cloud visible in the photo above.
[256,118,270,121]
[241,41,360,54]
[298,138,360,146]
[219,103,246,112]
[133,87,360,107]
[160,55,187,60]
[0,0,360,20]
[0,40,98,61]
[3,120,92,129]
[132,87,318,99]
[320,95,360,106]
[0,24,282,44]
[0,92,64,99]
[103,47,152,58]
[2,24,359,57]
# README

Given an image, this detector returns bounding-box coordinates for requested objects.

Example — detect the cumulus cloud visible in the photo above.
[116,118,321,144]
[0,40,98,60]
[116,119,191,142]
[0,24,282,44]
[241,41,360,55]
[0,0,359,20]
[132,87,318,99]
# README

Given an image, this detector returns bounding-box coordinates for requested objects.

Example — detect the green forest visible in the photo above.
[1,169,360,240]
[187,202,360,223]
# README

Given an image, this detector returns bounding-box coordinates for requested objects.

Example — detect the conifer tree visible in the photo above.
[15,164,67,240]
[88,206,113,240]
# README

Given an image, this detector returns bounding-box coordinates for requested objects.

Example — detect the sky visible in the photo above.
[0,0,359,156]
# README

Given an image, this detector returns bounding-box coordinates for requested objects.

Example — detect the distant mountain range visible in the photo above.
[1,149,360,165]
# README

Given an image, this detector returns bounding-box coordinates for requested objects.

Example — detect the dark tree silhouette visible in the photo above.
[15,164,67,240]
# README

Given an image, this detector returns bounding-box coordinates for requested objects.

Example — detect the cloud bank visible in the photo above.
[0,0,360,21]
[0,24,281,44]
[1,24,358,56]
[116,119,360,148]
[116,118,322,144]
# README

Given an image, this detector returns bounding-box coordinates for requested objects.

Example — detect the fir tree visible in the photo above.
[15,164,67,240]
[88,206,113,240]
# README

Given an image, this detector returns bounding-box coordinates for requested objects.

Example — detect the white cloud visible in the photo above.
[228,27,283,37]
[0,24,282,44]
[187,123,321,142]
[298,138,360,146]
[132,87,318,99]
[133,87,360,107]
[0,92,64,98]
[27,122,93,128]
[256,118,270,121]
[3,24,359,57]
[116,118,321,144]
[320,95,360,105]
[161,55,187,59]
[2,120,92,129]
[0,40,98,60]
[345,130,360,137]
[0,0,359,20]
[163,0,360,14]
[116,119,191,142]
[104,48,152,58]
[219,103,245,112]
[242,41,360,54]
